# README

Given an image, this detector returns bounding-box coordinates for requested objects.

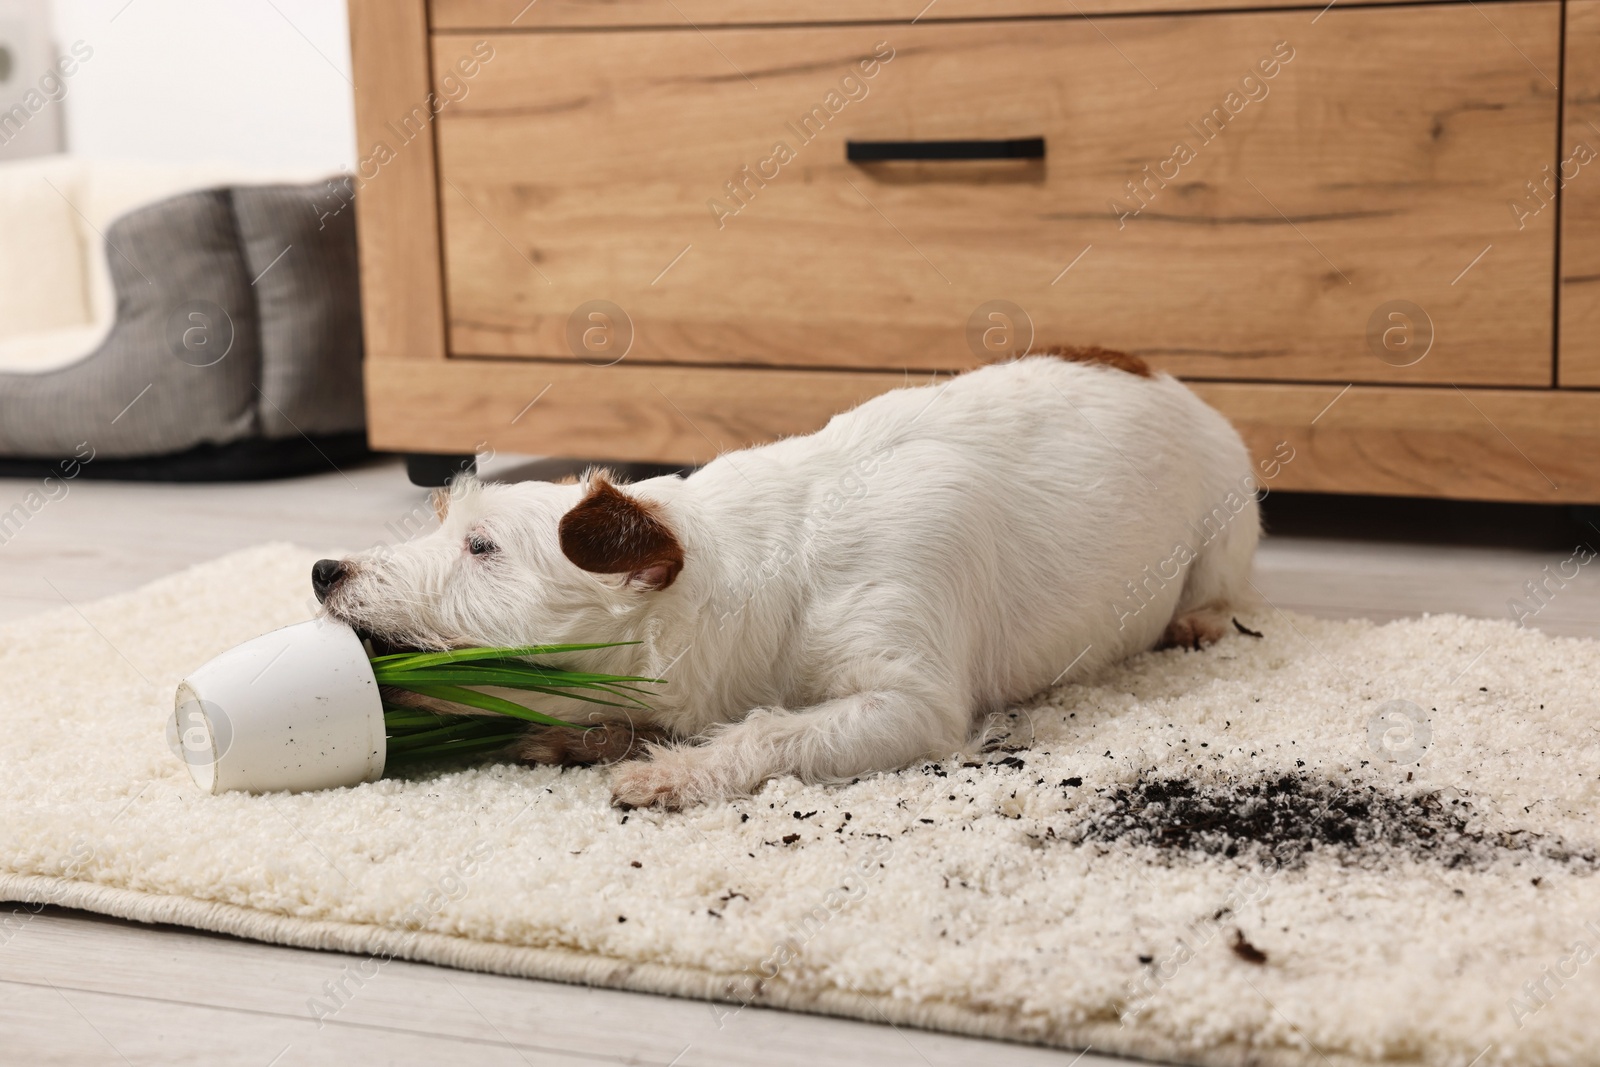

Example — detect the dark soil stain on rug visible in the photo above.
[1071,772,1598,871]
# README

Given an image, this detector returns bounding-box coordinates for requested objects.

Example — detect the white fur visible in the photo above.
[323,357,1261,807]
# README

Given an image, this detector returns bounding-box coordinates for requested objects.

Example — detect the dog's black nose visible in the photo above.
[311,559,347,602]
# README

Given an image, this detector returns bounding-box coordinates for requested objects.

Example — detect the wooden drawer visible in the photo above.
[1561,0,1600,387]
[432,0,1491,30]
[433,3,1558,385]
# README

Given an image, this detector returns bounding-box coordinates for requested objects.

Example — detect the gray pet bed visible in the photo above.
[0,173,368,480]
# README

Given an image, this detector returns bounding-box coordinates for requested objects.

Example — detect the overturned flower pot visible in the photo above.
[170,621,661,794]
[172,618,386,794]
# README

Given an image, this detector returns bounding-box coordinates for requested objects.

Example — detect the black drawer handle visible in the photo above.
[846,137,1046,163]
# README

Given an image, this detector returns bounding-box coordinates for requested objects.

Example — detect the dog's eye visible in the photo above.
[466,533,497,557]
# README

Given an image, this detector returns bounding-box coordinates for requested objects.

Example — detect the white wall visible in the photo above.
[1,0,67,158]
[47,0,355,171]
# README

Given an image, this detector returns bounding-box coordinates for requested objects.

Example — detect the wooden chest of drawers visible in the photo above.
[350,0,1600,503]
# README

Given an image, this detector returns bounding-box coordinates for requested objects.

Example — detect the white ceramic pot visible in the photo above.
[170,618,385,794]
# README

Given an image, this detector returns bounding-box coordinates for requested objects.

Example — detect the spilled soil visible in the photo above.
[1070,771,1598,872]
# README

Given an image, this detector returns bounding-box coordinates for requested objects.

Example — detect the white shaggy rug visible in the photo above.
[3,544,1599,1067]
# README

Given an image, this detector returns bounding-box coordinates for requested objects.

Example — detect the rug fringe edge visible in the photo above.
[0,872,1393,1067]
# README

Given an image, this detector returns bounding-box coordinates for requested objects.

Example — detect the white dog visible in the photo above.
[315,350,1261,808]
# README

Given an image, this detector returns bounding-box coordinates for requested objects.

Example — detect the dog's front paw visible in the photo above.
[609,746,726,809]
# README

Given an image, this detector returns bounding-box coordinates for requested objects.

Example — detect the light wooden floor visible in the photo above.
[2,456,1597,1066]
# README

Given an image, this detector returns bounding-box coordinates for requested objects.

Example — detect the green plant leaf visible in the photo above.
[373,663,663,689]
[385,733,525,764]
[398,684,590,728]
[374,668,656,709]
[368,642,638,669]
[386,719,524,751]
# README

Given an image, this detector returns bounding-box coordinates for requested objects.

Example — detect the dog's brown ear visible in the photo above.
[558,476,684,590]
[430,487,451,522]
